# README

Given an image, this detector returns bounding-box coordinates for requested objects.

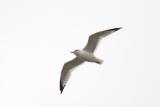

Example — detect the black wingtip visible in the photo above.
[60,81,65,94]
[109,27,122,32]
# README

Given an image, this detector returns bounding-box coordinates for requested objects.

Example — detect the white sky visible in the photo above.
[0,0,160,107]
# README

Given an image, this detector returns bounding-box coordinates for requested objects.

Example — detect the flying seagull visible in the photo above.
[60,27,122,94]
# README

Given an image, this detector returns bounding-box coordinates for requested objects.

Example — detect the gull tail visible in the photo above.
[95,58,103,64]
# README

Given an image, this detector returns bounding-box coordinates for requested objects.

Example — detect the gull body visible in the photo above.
[59,27,122,94]
[71,50,103,64]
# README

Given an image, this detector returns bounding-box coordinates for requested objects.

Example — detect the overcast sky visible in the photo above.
[0,0,160,107]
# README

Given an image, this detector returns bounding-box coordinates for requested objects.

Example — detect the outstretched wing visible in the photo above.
[83,27,122,53]
[60,57,84,94]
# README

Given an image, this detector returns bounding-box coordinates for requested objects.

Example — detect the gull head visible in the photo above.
[71,49,81,56]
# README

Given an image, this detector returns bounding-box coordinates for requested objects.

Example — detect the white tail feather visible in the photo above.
[96,58,103,64]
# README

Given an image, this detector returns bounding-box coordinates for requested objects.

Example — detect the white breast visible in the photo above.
[78,50,97,62]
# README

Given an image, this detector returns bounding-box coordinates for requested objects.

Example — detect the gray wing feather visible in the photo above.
[83,27,121,53]
[60,57,84,93]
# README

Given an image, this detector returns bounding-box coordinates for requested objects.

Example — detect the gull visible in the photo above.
[59,27,122,94]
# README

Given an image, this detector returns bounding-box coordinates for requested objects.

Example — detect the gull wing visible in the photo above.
[83,27,122,53]
[60,57,84,94]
